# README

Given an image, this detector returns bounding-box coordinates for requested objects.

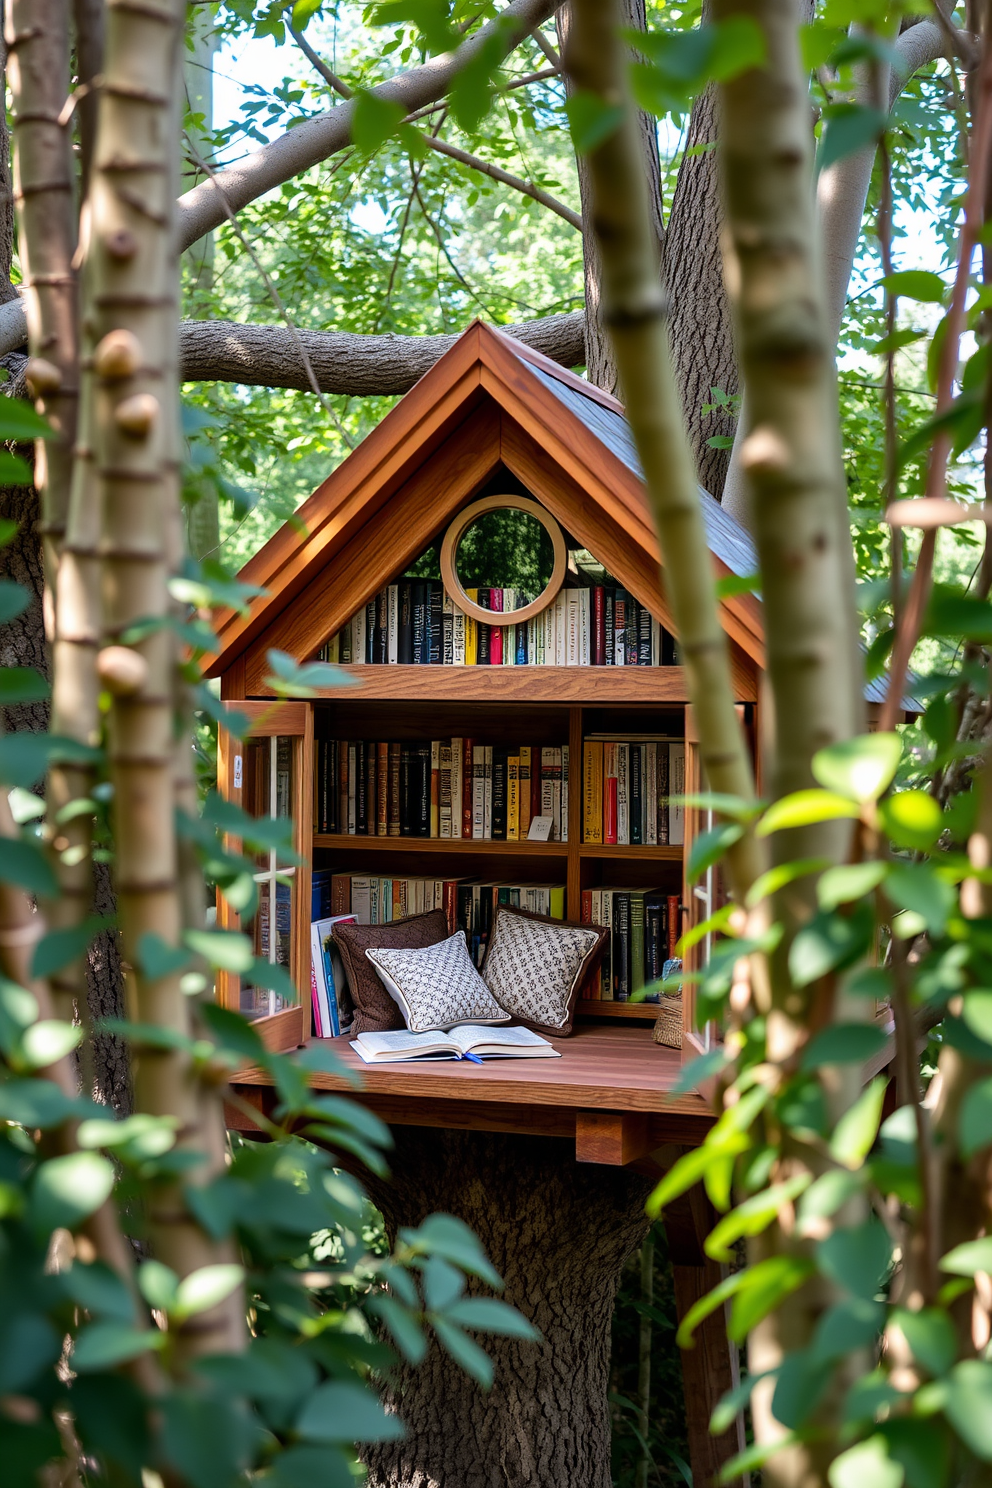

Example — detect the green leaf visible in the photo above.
[32,915,114,979]
[296,1380,406,1443]
[745,856,830,910]
[757,789,860,836]
[812,1298,884,1364]
[19,1018,83,1069]
[882,270,947,305]
[197,1001,266,1062]
[564,91,624,152]
[78,1113,178,1161]
[174,1263,244,1320]
[892,1307,956,1379]
[433,1316,495,1387]
[351,91,406,154]
[939,1237,992,1276]
[818,861,887,911]
[0,578,29,624]
[961,990,992,1044]
[399,1213,502,1289]
[646,1135,750,1220]
[887,863,955,937]
[811,732,901,802]
[816,1221,892,1299]
[0,451,34,484]
[444,1297,539,1338]
[184,928,254,972]
[789,905,874,986]
[73,1323,163,1372]
[291,0,322,30]
[817,104,886,173]
[267,1446,354,1488]
[879,791,944,852]
[31,1151,115,1231]
[704,1175,812,1262]
[772,1345,834,1428]
[137,932,191,979]
[830,1077,887,1169]
[138,1259,180,1311]
[715,573,759,599]
[0,1077,93,1128]
[0,667,49,704]
[877,1417,950,1488]
[802,1022,888,1070]
[0,837,58,897]
[727,1255,814,1342]
[687,822,744,882]
[62,1260,136,1323]
[710,1370,769,1437]
[0,400,56,441]
[367,1294,428,1365]
[959,1077,992,1158]
[829,1436,903,1488]
[797,1170,862,1229]
[944,1361,992,1460]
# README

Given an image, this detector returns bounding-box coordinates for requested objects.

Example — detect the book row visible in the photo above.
[580,887,681,1002]
[315,739,570,842]
[317,581,679,667]
[582,737,686,847]
[320,872,566,969]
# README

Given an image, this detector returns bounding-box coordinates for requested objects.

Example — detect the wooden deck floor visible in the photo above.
[228,1025,714,1164]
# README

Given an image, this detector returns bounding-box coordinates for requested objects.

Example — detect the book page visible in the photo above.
[450,1024,552,1052]
[355,1029,454,1058]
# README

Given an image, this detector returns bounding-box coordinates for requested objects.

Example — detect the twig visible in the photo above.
[880,31,992,731]
[288,27,579,228]
[878,113,901,627]
[530,25,561,67]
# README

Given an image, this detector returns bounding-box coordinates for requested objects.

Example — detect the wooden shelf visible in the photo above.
[578,843,682,860]
[290,665,697,705]
[577,1000,660,1022]
[313,833,569,856]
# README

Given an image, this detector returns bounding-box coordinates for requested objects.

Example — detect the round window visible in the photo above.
[440,496,566,626]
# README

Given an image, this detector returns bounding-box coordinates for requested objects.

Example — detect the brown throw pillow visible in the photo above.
[333,910,449,1035]
[481,905,609,1037]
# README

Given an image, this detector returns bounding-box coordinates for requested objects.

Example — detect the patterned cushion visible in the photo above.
[333,910,448,1035]
[365,931,511,1034]
[481,906,607,1036]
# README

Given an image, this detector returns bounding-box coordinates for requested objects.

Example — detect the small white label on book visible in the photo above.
[528,814,553,841]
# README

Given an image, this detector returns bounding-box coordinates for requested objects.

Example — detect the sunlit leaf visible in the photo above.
[757,789,860,837]
[811,732,901,803]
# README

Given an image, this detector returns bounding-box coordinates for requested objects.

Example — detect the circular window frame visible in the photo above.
[439,495,567,627]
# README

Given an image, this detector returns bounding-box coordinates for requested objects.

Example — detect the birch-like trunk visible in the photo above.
[85,0,244,1363]
[562,0,763,900]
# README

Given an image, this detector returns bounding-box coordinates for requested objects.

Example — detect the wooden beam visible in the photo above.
[672,1260,747,1488]
[575,1110,651,1165]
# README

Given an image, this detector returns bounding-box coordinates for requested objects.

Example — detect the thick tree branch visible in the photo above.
[177,309,585,393]
[176,0,558,252]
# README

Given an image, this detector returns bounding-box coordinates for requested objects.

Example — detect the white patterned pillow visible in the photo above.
[364,931,510,1034]
[482,907,605,1036]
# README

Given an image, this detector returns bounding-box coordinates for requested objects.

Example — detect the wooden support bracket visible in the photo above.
[574,1110,651,1165]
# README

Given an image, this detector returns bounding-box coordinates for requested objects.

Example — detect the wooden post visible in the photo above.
[665,1183,747,1487]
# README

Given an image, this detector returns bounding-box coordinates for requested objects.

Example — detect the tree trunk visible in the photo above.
[665,83,738,496]
[362,1130,653,1488]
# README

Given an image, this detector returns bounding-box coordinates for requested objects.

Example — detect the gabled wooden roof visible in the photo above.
[205,320,765,685]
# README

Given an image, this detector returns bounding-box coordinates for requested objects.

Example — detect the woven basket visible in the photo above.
[652,994,683,1049]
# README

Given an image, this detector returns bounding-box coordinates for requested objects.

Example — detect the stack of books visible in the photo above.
[582,737,685,846]
[310,912,354,1037]
[323,874,564,967]
[317,580,678,668]
[580,888,681,1002]
[315,739,570,842]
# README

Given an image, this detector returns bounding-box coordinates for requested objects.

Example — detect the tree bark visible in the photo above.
[176,310,586,394]
[665,83,738,496]
[362,1130,653,1488]
[557,0,665,398]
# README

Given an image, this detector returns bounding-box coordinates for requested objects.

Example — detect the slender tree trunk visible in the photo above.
[362,1131,653,1488]
[562,0,763,901]
[558,0,665,397]
[86,0,243,1362]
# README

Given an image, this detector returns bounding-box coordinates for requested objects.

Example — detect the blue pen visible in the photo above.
[460,1051,484,1065]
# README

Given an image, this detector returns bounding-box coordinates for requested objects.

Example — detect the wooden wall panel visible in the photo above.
[243,403,501,693]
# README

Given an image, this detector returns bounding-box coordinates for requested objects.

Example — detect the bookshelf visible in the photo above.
[307,690,689,1024]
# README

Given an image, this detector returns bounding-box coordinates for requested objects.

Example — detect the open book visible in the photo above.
[350,1024,560,1064]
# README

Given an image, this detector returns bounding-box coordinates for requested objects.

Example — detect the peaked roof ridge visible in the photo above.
[476,317,626,417]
